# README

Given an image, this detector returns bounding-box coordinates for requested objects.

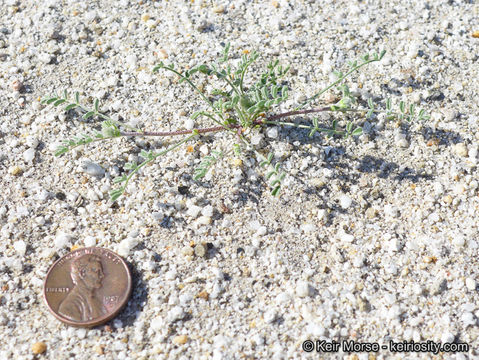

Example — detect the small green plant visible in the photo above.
[42,44,429,201]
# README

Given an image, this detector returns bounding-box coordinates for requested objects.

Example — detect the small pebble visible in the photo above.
[11,79,23,91]
[465,278,476,291]
[296,280,311,297]
[23,148,35,162]
[84,236,96,247]
[9,165,22,176]
[117,237,139,257]
[82,161,105,177]
[213,5,225,13]
[54,233,72,249]
[339,231,354,243]
[38,53,53,64]
[339,194,352,209]
[194,243,207,257]
[365,207,377,219]
[32,342,47,355]
[172,335,188,345]
[187,205,202,218]
[13,240,27,256]
[266,127,278,139]
[157,48,168,59]
[317,209,327,221]
[184,118,195,130]
[453,143,468,157]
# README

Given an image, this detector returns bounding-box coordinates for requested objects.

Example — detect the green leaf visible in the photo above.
[386,98,392,111]
[152,62,164,72]
[409,104,415,115]
[367,98,374,109]
[83,111,95,120]
[65,103,77,111]
[110,188,124,202]
[418,109,425,120]
[54,146,69,156]
[346,122,353,133]
[271,185,281,196]
[94,99,100,112]
[379,50,386,59]
[63,89,68,99]
[46,97,59,104]
[53,99,67,106]
[399,101,406,114]
[351,127,363,136]
[124,162,137,170]
[266,171,276,180]
[74,91,80,103]
[113,176,127,184]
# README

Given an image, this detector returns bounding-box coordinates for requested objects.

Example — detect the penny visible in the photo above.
[43,247,132,327]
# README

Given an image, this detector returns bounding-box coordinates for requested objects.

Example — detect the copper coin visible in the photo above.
[43,247,132,327]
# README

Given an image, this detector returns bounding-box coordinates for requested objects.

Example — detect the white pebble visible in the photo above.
[461,312,476,326]
[117,237,139,257]
[201,205,214,217]
[266,127,278,139]
[452,235,466,247]
[150,316,164,331]
[296,280,311,297]
[167,306,185,323]
[125,54,137,68]
[38,53,53,64]
[197,216,211,225]
[433,182,444,196]
[264,309,277,323]
[453,143,468,157]
[19,116,32,125]
[85,10,97,22]
[152,211,164,221]
[184,118,195,130]
[84,236,96,247]
[26,136,39,148]
[465,278,476,291]
[317,209,327,221]
[82,161,105,177]
[138,71,152,84]
[13,240,27,256]
[199,145,209,156]
[301,223,316,233]
[76,328,87,339]
[339,195,352,209]
[250,133,263,146]
[187,205,202,218]
[339,231,354,243]
[306,323,326,337]
[384,204,399,218]
[441,332,455,344]
[275,292,291,304]
[256,226,267,236]
[23,148,35,162]
[54,233,71,249]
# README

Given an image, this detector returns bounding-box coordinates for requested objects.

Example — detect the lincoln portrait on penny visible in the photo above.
[58,254,107,322]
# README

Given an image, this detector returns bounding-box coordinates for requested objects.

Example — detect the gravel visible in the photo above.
[1,0,479,359]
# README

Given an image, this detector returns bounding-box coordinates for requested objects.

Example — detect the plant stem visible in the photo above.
[120,134,197,195]
[120,124,241,137]
[295,58,381,111]
[265,107,331,121]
